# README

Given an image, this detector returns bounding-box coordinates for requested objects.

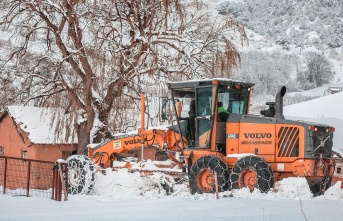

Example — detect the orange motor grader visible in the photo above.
[167,78,335,196]
[67,78,335,196]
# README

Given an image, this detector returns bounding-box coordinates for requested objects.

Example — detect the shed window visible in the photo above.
[0,146,4,155]
[22,150,28,159]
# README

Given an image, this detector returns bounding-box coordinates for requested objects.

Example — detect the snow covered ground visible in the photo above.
[1,171,343,221]
[1,191,343,221]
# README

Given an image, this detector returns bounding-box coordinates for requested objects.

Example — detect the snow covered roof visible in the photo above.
[2,106,77,144]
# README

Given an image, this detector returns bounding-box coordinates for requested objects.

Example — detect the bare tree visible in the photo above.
[232,51,298,95]
[0,0,246,153]
[303,52,334,88]
[0,72,18,110]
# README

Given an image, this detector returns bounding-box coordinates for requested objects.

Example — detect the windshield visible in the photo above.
[217,85,249,114]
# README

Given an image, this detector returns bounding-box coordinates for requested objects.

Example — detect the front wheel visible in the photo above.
[189,155,230,194]
[67,155,95,195]
[230,155,274,193]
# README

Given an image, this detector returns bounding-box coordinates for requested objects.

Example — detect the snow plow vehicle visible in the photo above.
[67,78,336,196]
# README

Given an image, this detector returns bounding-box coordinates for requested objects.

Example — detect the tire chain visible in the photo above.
[230,155,274,193]
[189,155,230,194]
[67,155,95,195]
[316,156,333,195]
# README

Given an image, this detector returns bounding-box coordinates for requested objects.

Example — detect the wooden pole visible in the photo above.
[56,171,61,201]
[141,93,145,130]
[214,171,219,199]
[140,93,145,162]
[58,162,68,201]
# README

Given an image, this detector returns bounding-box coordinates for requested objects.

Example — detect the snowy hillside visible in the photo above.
[284,91,343,152]
[283,71,343,151]
[219,0,343,50]
[285,90,343,119]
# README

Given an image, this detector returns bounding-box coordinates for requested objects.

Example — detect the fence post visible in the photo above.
[3,158,7,194]
[52,164,56,200]
[26,160,31,197]
[52,167,54,199]
[52,162,61,201]
[51,161,68,201]
[59,162,68,201]
[57,170,62,201]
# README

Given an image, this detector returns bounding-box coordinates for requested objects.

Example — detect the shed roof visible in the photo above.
[1,106,77,144]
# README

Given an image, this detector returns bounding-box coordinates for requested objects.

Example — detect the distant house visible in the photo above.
[324,86,343,96]
[0,106,78,162]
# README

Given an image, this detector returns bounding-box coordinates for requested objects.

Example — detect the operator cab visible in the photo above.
[168,79,254,151]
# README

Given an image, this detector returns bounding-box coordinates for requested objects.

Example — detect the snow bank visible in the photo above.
[92,170,343,202]
[322,182,343,201]
[231,177,313,200]
[93,168,187,199]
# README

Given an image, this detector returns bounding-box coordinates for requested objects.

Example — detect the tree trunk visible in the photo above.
[75,107,95,155]
[76,122,91,155]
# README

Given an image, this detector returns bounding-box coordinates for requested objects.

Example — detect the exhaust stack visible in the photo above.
[274,86,286,119]
[260,86,286,119]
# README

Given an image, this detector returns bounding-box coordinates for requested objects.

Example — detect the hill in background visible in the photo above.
[219,0,343,50]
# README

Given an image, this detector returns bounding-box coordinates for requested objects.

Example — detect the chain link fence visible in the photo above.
[0,156,54,198]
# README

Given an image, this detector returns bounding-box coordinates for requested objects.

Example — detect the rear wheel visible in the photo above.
[230,155,274,193]
[189,155,230,194]
[310,177,332,196]
[67,155,95,195]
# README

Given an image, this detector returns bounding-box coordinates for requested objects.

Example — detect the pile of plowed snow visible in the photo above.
[93,168,343,201]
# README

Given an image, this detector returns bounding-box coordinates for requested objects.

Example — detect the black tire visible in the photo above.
[189,155,230,194]
[67,155,95,195]
[230,155,274,193]
[310,177,332,197]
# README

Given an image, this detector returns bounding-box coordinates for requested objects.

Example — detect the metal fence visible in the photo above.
[0,156,55,198]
